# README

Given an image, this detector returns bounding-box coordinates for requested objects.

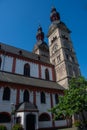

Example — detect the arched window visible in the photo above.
[0,57,2,69]
[40,92,46,104]
[3,87,10,101]
[24,63,30,77]
[0,112,11,123]
[45,68,49,80]
[39,113,50,121]
[55,94,59,104]
[23,90,29,102]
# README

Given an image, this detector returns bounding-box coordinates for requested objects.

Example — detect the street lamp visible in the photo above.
[11,103,15,129]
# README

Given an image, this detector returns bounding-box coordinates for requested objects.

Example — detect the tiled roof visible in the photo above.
[47,21,70,37]
[16,102,38,112]
[0,71,64,90]
[0,42,50,64]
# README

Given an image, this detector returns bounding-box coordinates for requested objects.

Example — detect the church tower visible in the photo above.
[48,7,80,88]
[33,26,49,58]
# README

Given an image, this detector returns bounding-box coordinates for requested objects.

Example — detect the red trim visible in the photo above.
[50,94,55,127]
[12,57,16,73]
[52,67,56,81]
[0,51,54,68]
[39,64,41,78]
[0,81,64,94]
[33,91,36,105]
[16,89,20,105]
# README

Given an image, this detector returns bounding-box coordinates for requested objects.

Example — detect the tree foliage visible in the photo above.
[12,124,24,130]
[50,76,87,120]
[0,125,7,130]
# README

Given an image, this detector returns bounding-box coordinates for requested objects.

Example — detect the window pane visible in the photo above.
[41,92,46,103]
[55,94,59,104]
[24,63,30,77]
[45,69,49,80]
[3,87,10,101]
[23,90,29,102]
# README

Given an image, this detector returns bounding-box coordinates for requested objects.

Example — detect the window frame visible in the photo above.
[45,68,49,80]
[2,87,10,101]
[39,113,50,121]
[23,90,29,102]
[24,63,30,77]
[40,92,46,104]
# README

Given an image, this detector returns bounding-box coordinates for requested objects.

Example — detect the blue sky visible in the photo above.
[0,0,87,77]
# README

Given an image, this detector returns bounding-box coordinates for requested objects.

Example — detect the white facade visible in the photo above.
[0,6,79,130]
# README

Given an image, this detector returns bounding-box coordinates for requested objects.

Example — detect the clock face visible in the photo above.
[53,44,58,52]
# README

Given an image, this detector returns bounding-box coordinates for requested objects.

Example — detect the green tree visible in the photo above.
[12,124,24,130]
[0,125,7,130]
[50,76,87,127]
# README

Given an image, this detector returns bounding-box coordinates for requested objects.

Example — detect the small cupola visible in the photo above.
[50,7,60,22]
[33,26,49,59]
[36,25,44,41]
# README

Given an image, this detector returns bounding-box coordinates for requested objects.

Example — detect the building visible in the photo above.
[0,7,80,130]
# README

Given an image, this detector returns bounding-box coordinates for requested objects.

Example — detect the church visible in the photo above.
[0,7,80,130]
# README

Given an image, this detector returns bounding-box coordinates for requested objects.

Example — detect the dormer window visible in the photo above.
[19,50,22,55]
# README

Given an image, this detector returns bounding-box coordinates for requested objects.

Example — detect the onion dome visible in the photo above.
[36,25,44,41]
[50,7,60,22]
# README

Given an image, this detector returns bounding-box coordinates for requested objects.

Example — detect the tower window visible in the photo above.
[66,54,69,60]
[57,55,61,63]
[73,67,79,77]
[68,65,73,76]
[45,68,49,80]
[71,56,75,62]
[62,35,69,40]
[0,57,2,69]
[3,87,10,101]
[23,90,29,102]
[51,36,57,44]
[24,63,30,77]
[40,92,46,104]
[52,59,56,65]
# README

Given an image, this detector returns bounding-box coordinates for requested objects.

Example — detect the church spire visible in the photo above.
[50,7,60,22]
[36,25,44,41]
